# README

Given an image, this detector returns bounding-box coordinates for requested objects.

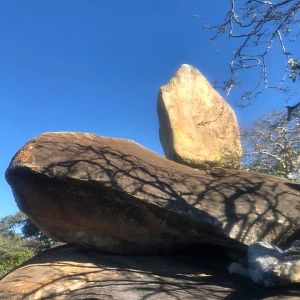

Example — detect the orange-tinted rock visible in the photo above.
[5,132,300,254]
[158,64,242,169]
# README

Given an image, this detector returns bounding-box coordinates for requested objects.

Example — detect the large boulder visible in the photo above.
[1,245,299,299]
[5,132,300,254]
[157,64,242,169]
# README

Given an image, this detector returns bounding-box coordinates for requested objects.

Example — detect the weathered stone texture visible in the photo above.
[5,132,300,254]
[1,245,299,300]
[158,64,242,169]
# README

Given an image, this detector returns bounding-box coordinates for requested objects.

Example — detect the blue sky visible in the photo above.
[1,0,297,218]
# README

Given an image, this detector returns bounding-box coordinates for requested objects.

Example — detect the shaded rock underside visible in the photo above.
[5,132,300,253]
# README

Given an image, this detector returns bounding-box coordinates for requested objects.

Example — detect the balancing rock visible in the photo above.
[158,64,242,169]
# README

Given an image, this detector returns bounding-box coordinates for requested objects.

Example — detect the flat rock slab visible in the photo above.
[0,245,299,300]
[6,132,300,254]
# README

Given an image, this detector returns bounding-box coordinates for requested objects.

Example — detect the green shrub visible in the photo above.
[0,233,34,278]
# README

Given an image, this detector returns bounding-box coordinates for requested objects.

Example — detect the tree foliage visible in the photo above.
[202,0,300,113]
[0,212,56,278]
[0,212,54,250]
[243,110,300,180]
[0,233,33,278]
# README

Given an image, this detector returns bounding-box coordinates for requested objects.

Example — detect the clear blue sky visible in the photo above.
[0,1,296,218]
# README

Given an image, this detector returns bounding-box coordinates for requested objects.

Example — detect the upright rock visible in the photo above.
[158,64,242,169]
[5,132,300,254]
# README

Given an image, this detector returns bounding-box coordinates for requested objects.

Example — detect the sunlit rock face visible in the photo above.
[5,132,300,254]
[158,64,242,169]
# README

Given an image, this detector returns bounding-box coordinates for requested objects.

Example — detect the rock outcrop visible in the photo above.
[1,245,300,300]
[157,64,242,169]
[248,241,300,286]
[5,132,300,254]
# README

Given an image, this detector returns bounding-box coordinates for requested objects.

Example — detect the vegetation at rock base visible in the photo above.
[0,212,56,278]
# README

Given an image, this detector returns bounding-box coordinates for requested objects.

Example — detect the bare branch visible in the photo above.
[242,110,300,180]
[202,0,300,108]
